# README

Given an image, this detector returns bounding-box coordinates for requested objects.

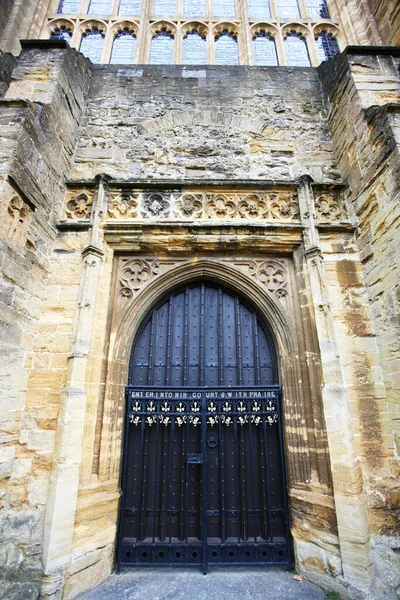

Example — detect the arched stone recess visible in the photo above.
[97,256,335,536]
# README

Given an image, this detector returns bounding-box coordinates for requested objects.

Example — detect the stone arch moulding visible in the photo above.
[97,257,317,491]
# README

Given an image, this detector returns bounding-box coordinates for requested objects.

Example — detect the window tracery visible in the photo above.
[215,30,239,65]
[57,0,80,13]
[88,1,111,15]
[50,24,73,42]
[110,29,137,63]
[118,0,141,15]
[284,32,310,66]
[150,29,175,64]
[47,0,344,65]
[80,27,105,62]
[183,29,207,64]
[316,32,340,61]
[253,32,278,66]
[276,0,300,19]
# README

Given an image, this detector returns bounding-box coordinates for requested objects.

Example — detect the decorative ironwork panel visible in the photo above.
[118,283,290,571]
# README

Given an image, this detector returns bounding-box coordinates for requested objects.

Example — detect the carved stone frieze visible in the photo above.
[141,193,170,218]
[174,193,204,219]
[108,191,138,219]
[314,190,348,222]
[65,189,93,220]
[64,186,302,223]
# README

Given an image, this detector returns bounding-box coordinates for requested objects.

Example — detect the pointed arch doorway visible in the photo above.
[118,281,291,572]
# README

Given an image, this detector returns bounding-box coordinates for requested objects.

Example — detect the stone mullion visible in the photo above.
[298,177,373,593]
[269,0,278,20]
[101,23,114,63]
[275,26,286,67]
[306,30,319,67]
[207,29,214,64]
[110,0,119,16]
[238,0,251,65]
[135,0,152,63]
[297,0,308,19]
[80,0,91,17]
[175,23,183,63]
[41,178,107,594]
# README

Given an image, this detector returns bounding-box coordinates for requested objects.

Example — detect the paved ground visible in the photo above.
[78,568,328,600]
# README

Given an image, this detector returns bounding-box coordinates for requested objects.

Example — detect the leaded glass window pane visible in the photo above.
[182,32,206,64]
[276,0,300,18]
[214,0,236,19]
[80,29,104,62]
[110,32,137,63]
[50,26,73,42]
[184,0,206,18]
[88,0,110,14]
[118,0,141,15]
[285,33,310,66]
[316,33,339,61]
[248,0,271,20]
[307,0,330,19]
[150,32,174,64]
[58,0,80,12]
[153,0,176,17]
[253,33,278,65]
[215,33,239,65]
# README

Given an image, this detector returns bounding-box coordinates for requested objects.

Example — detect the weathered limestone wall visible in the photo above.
[367,0,400,46]
[73,65,339,183]
[0,43,90,598]
[319,48,400,598]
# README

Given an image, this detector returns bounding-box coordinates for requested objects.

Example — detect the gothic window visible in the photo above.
[248,0,271,20]
[88,0,111,14]
[276,0,300,18]
[214,0,236,19]
[154,0,176,17]
[284,32,310,66]
[215,32,239,65]
[306,0,330,19]
[50,25,73,42]
[184,0,206,18]
[316,32,340,61]
[253,33,278,65]
[150,30,174,63]
[80,28,105,62]
[182,30,206,64]
[57,0,80,12]
[110,30,137,63]
[118,0,141,14]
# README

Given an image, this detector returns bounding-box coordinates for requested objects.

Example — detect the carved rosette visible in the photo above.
[141,193,170,218]
[314,192,348,222]
[268,192,299,220]
[108,192,138,219]
[65,190,93,220]
[174,193,203,219]
[238,194,268,219]
[206,194,236,219]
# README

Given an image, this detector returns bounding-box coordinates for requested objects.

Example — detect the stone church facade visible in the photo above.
[0,1,399,599]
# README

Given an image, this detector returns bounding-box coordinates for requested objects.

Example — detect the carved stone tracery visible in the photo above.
[108,191,138,219]
[314,190,348,222]
[65,190,93,220]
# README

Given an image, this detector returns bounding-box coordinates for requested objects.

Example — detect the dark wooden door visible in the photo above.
[118,283,290,571]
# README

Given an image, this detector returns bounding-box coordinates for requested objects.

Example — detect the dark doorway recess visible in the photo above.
[118,282,291,572]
